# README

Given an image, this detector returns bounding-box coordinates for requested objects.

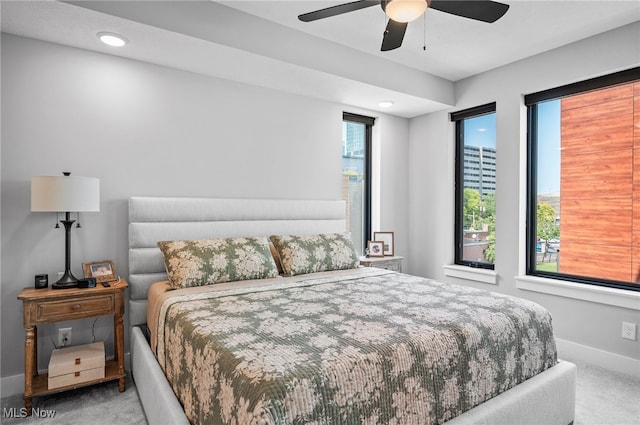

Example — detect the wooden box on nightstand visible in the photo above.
[48,341,105,389]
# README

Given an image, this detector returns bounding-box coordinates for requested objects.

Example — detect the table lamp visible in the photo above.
[31,172,100,289]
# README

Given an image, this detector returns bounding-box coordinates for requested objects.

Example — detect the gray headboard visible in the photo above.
[127,197,347,326]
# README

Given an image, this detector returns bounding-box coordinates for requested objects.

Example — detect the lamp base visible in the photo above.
[52,281,78,290]
[52,271,79,290]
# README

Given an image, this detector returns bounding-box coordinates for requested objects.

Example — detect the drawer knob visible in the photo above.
[75,358,81,365]
[73,304,81,310]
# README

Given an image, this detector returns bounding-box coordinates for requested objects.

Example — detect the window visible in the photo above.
[526,67,640,291]
[342,112,374,255]
[451,103,497,269]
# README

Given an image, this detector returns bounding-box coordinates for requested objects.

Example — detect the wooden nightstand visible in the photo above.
[360,255,403,272]
[17,278,128,416]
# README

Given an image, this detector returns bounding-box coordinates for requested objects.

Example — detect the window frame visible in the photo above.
[525,67,640,292]
[342,112,374,253]
[451,102,497,270]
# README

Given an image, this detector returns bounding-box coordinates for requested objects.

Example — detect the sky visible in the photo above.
[465,101,561,195]
[536,100,561,195]
[464,113,496,149]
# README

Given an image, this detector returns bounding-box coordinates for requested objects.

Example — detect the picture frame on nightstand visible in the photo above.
[367,241,385,257]
[373,231,394,256]
[83,260,117,283]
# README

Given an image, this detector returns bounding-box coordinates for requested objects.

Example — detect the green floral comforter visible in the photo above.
[155,268,557,425]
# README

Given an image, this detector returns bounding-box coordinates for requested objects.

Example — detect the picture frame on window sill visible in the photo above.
[83,260,117,283]
[374,231,394,256]
[367,241,385,257]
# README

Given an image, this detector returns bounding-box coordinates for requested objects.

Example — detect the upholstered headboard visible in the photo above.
[127,197,347,326]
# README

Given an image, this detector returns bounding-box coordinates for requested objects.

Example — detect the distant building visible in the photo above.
[343,122,365,158]
[463,228,490,263]
[463,146,496,195]
[462,146,495,263]
[342,121,366,255]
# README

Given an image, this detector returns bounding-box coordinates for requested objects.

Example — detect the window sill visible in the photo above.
[443,265,498,285]
[516,275,640,311]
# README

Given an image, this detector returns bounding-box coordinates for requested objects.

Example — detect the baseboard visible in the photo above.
[1,352,131,398]
[556,338,639,377]
[0,373,25,399]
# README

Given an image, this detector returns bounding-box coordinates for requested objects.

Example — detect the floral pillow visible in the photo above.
[269,233,360,276]
[157,236,279,289]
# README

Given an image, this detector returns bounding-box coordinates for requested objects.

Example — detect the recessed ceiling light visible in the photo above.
[97,32,128,47]
[379,101,394,108]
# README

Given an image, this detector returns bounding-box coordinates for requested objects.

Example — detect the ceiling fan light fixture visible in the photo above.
[385,0,428,23]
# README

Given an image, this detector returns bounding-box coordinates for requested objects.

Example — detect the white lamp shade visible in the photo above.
[31,176,100,212]
[385,0,428,23]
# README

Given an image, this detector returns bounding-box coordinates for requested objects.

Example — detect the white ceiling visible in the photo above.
[2,1,639,117]
[223,0,639,81]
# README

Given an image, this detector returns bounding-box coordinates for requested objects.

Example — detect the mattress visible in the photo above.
[148,268,557,425]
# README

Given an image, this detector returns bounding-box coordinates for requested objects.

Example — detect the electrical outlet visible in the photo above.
[58,327,72,347]
[622,322,636,341]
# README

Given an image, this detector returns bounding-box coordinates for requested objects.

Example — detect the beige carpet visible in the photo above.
[1,360,638,425]
[0,376,145,425]
[569,360,640,425]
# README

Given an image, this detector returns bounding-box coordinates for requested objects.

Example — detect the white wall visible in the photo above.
[408,23,640,373]
[0,34,410,388]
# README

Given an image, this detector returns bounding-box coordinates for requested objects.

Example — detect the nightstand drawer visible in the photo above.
[37,295,115,322]
[359,256,403,273]
[376,261,401,271]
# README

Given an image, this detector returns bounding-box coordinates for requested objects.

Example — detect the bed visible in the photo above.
[128,196,576,425]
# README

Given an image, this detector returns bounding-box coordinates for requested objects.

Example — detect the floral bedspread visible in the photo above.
[155,268,557,425]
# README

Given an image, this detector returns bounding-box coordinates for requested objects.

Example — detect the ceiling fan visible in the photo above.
[298,0,510,51]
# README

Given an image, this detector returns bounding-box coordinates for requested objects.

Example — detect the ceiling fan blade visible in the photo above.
[298,0,379,22]
[381,19,407,51]
[429,0,509,23]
